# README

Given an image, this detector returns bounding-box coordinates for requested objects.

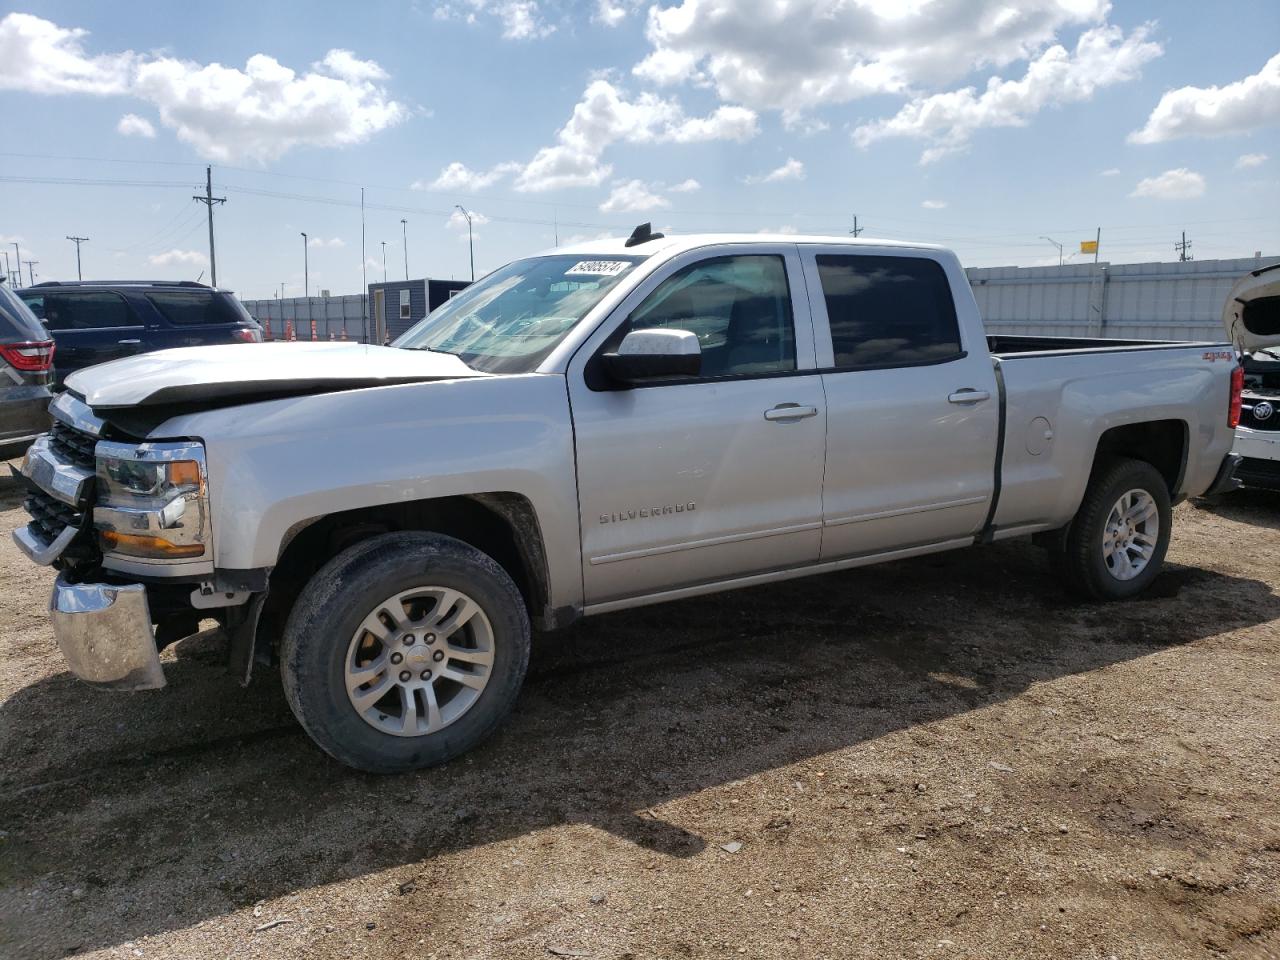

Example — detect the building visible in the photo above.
[367,278,471,343]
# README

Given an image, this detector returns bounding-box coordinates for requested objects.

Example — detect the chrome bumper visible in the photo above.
[50,575,165,691]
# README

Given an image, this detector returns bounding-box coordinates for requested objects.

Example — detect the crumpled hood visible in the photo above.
[66,341,484,409]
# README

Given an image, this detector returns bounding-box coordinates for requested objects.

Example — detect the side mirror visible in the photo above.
[603,328,701,385]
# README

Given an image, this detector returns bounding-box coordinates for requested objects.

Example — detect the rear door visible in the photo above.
[567,245,827,604]
[800,247,1000,558]
[23,290,144,380]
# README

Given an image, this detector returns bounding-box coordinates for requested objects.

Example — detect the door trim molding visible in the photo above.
[823,494,989,528]
[588,520,822,565]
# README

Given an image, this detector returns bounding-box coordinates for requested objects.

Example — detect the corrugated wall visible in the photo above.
[966,255,1279,341]
[240,295,369,342]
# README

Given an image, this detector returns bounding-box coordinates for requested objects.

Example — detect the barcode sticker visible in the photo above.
[565,260,630,277]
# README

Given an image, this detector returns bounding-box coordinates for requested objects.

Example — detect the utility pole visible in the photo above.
[24,260,38,285]
[2,251,11,286]
[380,241,387,282]
[280,282,287,300]
[1175,231,1192,262]
[300,232,309,297]
[1040,236,1064,266]
[849,215,863,238]
[1093,227,1101,265]
[400,218,409,280]
[361,188,369,342]
[455,205,475,281]
[66,236,89,280]
[193,165,226,286]
[12,243,22,286]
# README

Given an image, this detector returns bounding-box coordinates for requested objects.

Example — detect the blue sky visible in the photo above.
[0,0,1277,299]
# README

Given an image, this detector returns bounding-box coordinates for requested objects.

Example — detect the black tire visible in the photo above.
[280,532,531,774]
[1052,456,1172,601]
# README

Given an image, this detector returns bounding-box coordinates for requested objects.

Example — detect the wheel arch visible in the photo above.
[1092,418,1189,497]
[245,492,568,680]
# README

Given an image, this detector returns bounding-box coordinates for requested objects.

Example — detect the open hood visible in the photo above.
[65,341,483,410]
[1223,263,1280,354]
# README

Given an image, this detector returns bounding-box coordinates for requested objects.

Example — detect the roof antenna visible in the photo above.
[625,222,665,248]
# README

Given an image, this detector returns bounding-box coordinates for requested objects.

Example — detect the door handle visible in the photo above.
[764,403,819,422]
[117,339,141,345]
[947,389,990,405]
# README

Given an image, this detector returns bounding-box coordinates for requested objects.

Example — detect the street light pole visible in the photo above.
[400,219,409,280]
[1040,236,1064,266]
[455,205,475,282]
[381,241,387,282]
[301,232,309,298]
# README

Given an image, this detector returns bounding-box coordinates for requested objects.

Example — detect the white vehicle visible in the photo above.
[14,228,1259,772]
[1224,264,1280,490]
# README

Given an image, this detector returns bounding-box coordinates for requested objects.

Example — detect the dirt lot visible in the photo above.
[1,460,1278,960]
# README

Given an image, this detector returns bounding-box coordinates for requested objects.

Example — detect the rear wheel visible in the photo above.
[280,532,530,773]
[1052,457,1172,601]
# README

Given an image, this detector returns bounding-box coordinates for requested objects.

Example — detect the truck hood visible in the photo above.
[65,341,484,410]
[1224,263,1280,354]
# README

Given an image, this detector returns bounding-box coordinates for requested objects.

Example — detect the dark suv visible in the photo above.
[16,280,262,384]
[0,283,55,456]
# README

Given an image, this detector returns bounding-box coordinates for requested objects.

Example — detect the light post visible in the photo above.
[381,241,387,282]
[400,218,409,280]
[454,205,475,282]
[301,232,309,297]
[1040,236,1064,267]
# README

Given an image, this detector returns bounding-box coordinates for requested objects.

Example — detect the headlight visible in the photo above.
[94,441,211,561]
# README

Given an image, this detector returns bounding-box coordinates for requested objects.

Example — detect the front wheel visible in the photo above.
[1052,457,1173,601]
[280,532,531,773]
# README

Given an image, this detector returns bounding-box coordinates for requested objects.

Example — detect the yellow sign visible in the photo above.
[1080,240,1098,253]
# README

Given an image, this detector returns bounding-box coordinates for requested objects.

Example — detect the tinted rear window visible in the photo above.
[0,285,52,341]
[25,291,136,330]
[147,291,252,326]
[816,255,963,368]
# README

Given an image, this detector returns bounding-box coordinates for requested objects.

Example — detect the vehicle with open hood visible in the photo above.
[1222,263,1280,490]
[11,227,1247,772]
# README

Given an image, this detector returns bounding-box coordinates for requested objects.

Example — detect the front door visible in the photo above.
[799,247,1000,558]
[22,290,145,381]
[568,246,827,605]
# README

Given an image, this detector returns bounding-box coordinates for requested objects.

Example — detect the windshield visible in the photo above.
[395,254,645,373]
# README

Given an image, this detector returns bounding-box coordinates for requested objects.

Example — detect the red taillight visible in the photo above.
[232,326,262,343]
[1229,363,1244,428]
[0,340,55,372]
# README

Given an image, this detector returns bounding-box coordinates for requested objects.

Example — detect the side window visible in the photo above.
[627,255,795,378]
[39,292,135,331]
[816,255,963,368]
[146,291,242,325]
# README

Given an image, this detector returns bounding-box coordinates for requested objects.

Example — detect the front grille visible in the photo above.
[48,419,98,470]
[24,487,82,540]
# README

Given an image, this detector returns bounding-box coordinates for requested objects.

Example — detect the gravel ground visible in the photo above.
[1,456,1278,960]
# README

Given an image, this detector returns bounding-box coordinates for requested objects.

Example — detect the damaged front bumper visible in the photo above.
[50,575,165,691]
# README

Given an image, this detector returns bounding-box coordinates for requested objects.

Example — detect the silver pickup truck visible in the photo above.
[13,229,1263,773]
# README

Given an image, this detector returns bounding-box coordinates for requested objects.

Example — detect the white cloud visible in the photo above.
[1130,53,1280,144]
[417,160,521,192]
[633,0,1116,114]
[306,236,346,248]
[757,224,798,235]
[1130,168,1206,200]
[921,199,948,209]
[593,0,629,27]
[600,180,671,213]
[0,13,405,164]
[852,24,1161,163]
[1236,152,1268,170]
[510,79,758,192]
[448,208,491,230]
[116,112,155,138]
[668,178,701,193]
[435,1,554,40]
[782,111,830,136]
[148,248,208,267]
[744,157,804,185]
[0,12,135,94]
[1101,167,1120,176]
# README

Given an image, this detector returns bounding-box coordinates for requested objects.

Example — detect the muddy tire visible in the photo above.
[280,532,530,774]
[1052,457,1172,601]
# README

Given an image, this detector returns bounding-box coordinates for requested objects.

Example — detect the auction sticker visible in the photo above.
[566,260,630,277]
